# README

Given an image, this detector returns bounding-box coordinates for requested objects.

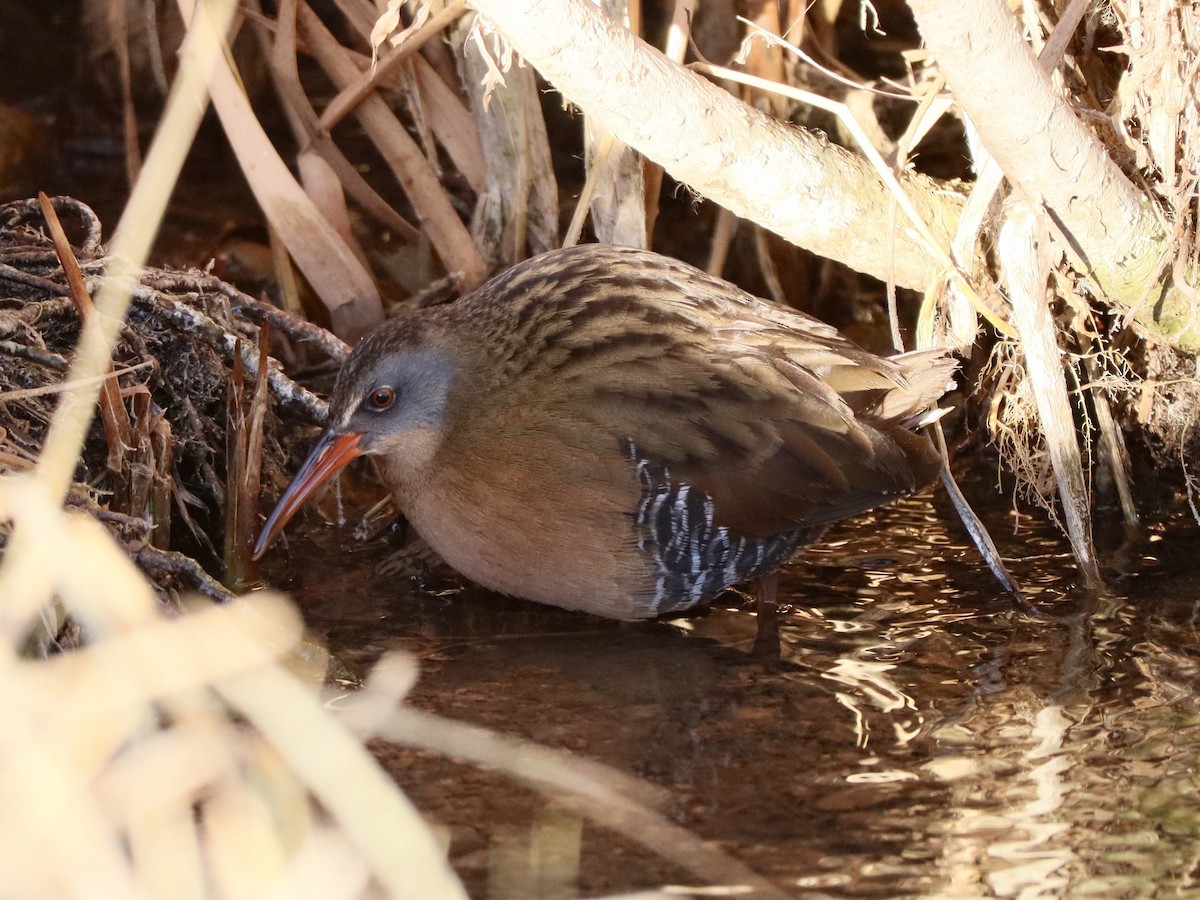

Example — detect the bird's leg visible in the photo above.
[752,572,781,658]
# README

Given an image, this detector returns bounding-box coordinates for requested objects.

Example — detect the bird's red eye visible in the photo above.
[368,387,395,410]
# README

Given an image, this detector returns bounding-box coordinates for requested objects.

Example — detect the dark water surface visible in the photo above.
[273,479,1200,898]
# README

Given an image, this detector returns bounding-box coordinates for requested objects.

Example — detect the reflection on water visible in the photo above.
[272,479,1200,898]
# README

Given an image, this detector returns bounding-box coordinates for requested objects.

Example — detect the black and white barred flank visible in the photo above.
[623,440,810,615]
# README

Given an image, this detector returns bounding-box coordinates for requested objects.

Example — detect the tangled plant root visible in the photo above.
[0,197,338,604]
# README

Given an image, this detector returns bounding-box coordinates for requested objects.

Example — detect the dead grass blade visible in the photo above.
[106,0,143,187]
[408,53,486,194]
[931,423,1024,600]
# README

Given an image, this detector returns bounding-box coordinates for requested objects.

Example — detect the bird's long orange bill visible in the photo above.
[252,430,364,559]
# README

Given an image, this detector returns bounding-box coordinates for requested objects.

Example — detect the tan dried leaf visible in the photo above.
[468,15,518,108]
[370,1,433,64]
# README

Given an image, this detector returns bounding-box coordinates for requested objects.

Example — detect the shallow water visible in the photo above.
[271,473,1200,898]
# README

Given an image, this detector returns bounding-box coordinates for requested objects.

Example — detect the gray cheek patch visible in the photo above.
[402,349,454,428]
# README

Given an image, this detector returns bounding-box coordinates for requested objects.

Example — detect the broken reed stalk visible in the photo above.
[38,194,135,464]
[36,196,177,547]
[223,326,272,589]
[127,389,175,551]
[580,1,649,250]
[449,12,560,264]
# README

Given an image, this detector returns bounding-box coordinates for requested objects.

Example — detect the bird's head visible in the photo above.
[252,315,458,559]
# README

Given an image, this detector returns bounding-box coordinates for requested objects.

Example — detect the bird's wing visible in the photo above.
[488,244,951,539]
[535,280,947,536]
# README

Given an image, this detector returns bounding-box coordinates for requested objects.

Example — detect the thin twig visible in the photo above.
[136,544,236,602]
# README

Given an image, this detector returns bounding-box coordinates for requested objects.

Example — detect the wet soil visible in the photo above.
[263,468,1200,898]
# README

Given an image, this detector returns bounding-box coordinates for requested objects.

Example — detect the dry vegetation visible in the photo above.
[1,0,1198,895]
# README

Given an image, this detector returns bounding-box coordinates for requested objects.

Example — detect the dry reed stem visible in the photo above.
[297,3,489,290]
[931,423,1024,599]
[407,54,487,193]
[174,0,386,343]
[261,0,424,245]
[106,0,142,188]
[564,131,615,248]
[581,0,648,249]
[583,122,648,249]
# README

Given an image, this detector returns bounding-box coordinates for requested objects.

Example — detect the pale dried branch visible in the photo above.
[906,0,1195,349]
[467,0,962,291]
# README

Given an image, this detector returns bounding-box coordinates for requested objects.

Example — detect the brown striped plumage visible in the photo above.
[255,244,956,620]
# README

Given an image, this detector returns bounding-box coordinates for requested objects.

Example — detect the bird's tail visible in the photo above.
[880,348,959,429]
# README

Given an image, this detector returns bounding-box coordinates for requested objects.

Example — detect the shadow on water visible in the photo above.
[266,476,1200,898]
